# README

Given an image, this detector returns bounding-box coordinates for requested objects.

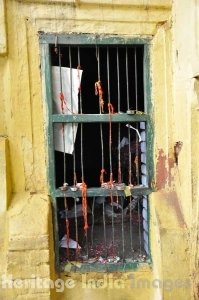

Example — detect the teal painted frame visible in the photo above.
[40,33,154,272]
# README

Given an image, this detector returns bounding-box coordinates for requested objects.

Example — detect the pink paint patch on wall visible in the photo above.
[156,149,175,190]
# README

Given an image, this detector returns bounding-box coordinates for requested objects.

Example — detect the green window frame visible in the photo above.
[40,33,153,272]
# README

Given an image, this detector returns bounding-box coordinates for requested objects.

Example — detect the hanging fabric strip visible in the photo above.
[95,80,104,113]
[81,182,89,232]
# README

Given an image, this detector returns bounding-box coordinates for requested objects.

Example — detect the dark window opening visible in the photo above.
[46,39,150,271]
[50,45,145,188]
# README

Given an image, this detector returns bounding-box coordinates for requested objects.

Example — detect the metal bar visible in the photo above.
[134,48,140,185]
[78,47,83,114]
[107,47,110,104]
[69,46,73,112]
[58,47,63,94]
[77,48,84,182]
[146,195,152,261]
[117,47,120,112]
[100,124,104,183]
[118,123,121,183]
[58,46,67,185]
[128,125,132,185]
[102,201,107,258]
[54,186,152,198]
[129,196,133,251]
[134,48,138,110]
[121,196,125,261]
[117,48,121,183]
[107,47,113,179]
[74,198,79,259]
[52,114,149,123]
[96,45,101,81]
[69,47,77,187]
[138,197,142,254]
[97,46,105,182]
[91,197,95,247]
[60,260,147,273]
[126,48,130,110]
[110,193,115,257]
[64,197,70,259]
[85,229,89,259]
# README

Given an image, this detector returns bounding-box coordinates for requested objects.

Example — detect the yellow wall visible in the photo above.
[0,0,198,299]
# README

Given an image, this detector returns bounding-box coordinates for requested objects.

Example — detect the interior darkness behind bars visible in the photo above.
[50,45,144,188]
[50,44,147,266]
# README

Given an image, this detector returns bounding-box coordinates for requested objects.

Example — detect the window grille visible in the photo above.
[40,34,153,272]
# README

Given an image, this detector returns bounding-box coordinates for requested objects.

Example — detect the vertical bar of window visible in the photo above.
[107,47,110,103]
[121,196,125,261]
[102,200,107,258]
[64,197,70,260]
[78,47,84,181]
[134,48,140,185]
[118,125,121,184]
[91,197,95,248]
[78,47,83,114]
[117,47,120,112]
[96,45,101,111]
[117,48,121,183]
[96,46,105,183]
[107,47,113,179]
[142,196,149,255]
[69,46,73,112]
[138,197,142,254]
[69,46,77,187]
[134,47,138,111]
[128,125,132,185]
[126,48,130,110]
[110,193,115,256]
[74,198,79,259]
[58,46,66,184]
[107,47,115,257]
[140,122,147,186]
[126,47,131,186]
[129,196,133,251]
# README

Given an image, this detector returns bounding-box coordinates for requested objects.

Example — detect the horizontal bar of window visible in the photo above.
[51,113,149,123]
[59,261,150,273]
[40,33,152,46]
[52,186,151,198]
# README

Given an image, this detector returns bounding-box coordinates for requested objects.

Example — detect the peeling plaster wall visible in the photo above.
[172,0,199,298]
[0,0,198,299]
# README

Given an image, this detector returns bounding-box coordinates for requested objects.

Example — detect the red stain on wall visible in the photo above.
[156,149,175,190]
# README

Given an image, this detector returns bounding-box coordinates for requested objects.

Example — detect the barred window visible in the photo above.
[40,34,153,272]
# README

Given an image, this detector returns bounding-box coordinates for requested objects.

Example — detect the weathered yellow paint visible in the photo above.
[0,0,7,55]
[0,137,11,212]
[0,0,198,299]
